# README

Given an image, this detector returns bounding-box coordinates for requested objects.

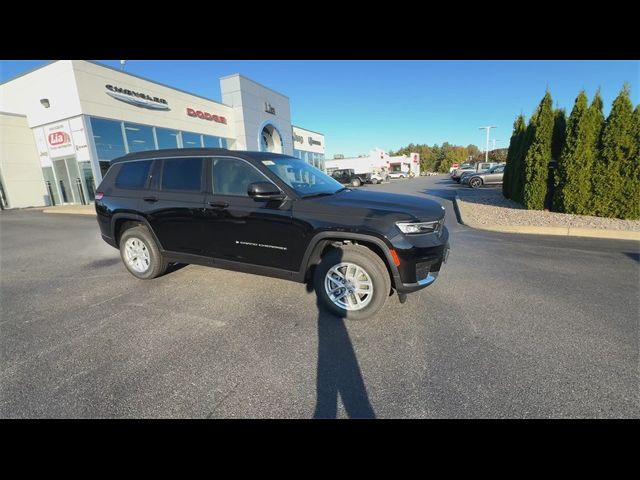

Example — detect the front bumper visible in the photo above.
[396,243,449,293]
[390,225,450,293]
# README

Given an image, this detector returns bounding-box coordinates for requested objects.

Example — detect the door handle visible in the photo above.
[208,201,229,209]
[143,196,158,203]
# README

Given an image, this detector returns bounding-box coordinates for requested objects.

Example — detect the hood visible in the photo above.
[295,188,445,222]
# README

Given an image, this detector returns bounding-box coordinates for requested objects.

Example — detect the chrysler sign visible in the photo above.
[105,84,170,110]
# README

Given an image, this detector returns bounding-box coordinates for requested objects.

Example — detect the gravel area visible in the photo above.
[457,189,640,231]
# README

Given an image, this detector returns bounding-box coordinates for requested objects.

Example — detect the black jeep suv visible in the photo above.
[95,148,449,320]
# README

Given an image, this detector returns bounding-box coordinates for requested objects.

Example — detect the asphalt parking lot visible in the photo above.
[1,175,638,418]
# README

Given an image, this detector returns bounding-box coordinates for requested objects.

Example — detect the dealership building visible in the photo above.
[0,60,325,208]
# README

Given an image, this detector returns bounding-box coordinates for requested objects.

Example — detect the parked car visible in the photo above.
[369,172,389,184]
[389,171,409,179]
[330,168,369,187]
[95,148,450,320]
[451,166,477,182]
[452,162,500,182]
[462,164,506,188]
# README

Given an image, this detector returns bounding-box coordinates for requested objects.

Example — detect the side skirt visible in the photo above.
[161,250,301,283]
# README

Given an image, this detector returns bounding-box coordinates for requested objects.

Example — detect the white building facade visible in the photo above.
[0,60,325,208]
[325,148,420,176]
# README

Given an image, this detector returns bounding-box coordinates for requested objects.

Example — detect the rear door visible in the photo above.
[143,157,207,255]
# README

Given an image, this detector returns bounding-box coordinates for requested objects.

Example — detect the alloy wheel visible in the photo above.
[324,262,374,311]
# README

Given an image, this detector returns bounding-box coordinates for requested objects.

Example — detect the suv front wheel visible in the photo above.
[313,244,391,320]
[119,225,168,279]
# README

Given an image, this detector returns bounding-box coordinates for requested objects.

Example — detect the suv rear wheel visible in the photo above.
[351,178,361,187]
[313,244,391,320]
[469,177,482,188]
[119,225,168,279]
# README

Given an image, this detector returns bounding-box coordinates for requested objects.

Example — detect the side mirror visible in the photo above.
[247,181,285,201]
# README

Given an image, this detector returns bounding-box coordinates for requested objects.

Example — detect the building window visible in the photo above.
[124,122,155,153]
[90,117,127,176]
[156,128,180,149]
[203,135,222,148]
[181,131,202,148]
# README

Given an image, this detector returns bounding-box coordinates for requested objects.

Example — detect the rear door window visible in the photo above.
[161,158,204,191]
[115,160,152,189]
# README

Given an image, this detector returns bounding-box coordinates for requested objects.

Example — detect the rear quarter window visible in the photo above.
[115,161,152,189]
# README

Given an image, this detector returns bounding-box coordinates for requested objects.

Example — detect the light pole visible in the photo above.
[479,126,497,162]
[120,60,126,71]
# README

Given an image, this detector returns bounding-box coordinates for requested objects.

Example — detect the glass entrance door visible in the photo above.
[49,157,93,205]
[53,159,73,203]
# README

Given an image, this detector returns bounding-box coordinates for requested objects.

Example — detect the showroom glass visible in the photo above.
[90,117,126,175]
[156,128,180,149]
[212,158,270,196]
[124,123,155,154]
[116,161,152,189]
[202,135,223,148]
[262,157,342,196]
[182,131,202,148]
[161,158,203,191]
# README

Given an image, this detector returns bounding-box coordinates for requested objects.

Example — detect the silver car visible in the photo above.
[462,164,505,188]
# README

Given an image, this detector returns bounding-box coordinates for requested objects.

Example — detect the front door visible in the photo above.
[484,166,505,184]
[202,156,295,270]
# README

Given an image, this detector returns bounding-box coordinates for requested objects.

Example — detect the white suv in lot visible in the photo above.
[389,172,408,179]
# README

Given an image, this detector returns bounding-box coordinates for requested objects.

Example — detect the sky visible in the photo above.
[1,60,638,158]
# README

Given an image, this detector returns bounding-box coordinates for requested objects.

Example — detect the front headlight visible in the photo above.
[396,219,444,235]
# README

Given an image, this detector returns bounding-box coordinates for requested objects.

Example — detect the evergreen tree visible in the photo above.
[513,114,536,204]
[552,91,594,213]
[551,108,567,161]
[592,84,637,218]
[523,92,555,210]
[617,101,640,219]
[503,115,525,199]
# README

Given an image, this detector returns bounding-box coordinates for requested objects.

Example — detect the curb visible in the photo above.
[42,207,95,216]
[454,195,640,241]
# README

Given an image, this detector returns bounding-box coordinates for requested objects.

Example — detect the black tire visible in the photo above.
[469,177,482,188]
[119,225,168,279]
[351,178,361,187]
[313,244,391,320]
[371,178,378,185]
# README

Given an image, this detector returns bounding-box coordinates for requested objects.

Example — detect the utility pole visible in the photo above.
[479,126,497,162]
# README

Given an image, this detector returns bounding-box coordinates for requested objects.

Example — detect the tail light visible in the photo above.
[95,192,104,200]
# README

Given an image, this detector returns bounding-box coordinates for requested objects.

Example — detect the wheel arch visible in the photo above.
[111,213,163,249]
[298,232,401,289]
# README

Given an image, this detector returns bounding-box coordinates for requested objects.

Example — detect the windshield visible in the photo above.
[261,156,344,197]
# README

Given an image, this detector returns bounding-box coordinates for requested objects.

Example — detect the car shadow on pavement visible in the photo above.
[305,263,376,419]
[623,252,640,263]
